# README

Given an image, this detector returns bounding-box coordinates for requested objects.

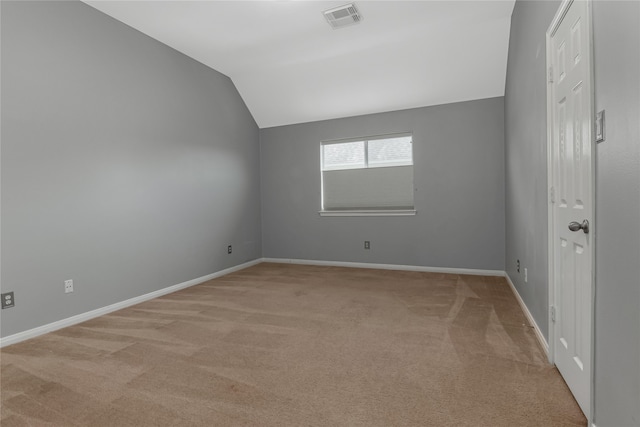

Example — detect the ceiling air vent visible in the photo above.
[323,3,363,29]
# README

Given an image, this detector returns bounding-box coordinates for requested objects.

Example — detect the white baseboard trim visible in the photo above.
[261,257,505,277]
[0,259,262,348]
[504,273,549,357]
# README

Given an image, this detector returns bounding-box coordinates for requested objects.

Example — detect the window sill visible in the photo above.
[318,210,416,217]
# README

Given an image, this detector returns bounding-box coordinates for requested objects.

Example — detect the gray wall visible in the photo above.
[260,97,505,271]
[504,0,560,342]
[505,1,640,425]
[592,2,640,426]
[1,1,262,338]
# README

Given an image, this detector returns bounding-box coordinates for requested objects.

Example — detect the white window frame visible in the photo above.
[319,132,416,217]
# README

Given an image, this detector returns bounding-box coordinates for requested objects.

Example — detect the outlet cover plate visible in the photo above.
[64,279,74,293]
[1,292,15,309]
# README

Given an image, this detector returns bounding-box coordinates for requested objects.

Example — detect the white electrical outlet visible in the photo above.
[64,279,74,294]
[524,268,528,283]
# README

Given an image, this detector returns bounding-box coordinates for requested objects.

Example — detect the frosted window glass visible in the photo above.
[368,136,412,167]
[322,141,365,170]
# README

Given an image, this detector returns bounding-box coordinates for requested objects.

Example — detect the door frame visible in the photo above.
[545,0,596,422]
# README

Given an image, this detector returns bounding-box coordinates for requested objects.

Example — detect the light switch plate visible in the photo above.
[596,110,605,143]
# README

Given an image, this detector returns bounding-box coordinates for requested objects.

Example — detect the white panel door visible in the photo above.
[548,0,593,418]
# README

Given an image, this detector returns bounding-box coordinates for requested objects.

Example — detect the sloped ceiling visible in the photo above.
[84,1,515,128]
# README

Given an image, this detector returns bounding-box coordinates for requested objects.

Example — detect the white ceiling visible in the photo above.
[84,1,515,128]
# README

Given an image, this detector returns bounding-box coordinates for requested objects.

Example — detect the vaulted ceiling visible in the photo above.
[84,1,515,128]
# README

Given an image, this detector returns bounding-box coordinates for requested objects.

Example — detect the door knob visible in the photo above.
[568,220,589,234]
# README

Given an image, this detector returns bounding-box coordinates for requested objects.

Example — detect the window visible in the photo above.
[321,133,415,216]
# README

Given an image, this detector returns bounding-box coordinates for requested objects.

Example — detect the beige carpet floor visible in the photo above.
[1,263,586,426]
